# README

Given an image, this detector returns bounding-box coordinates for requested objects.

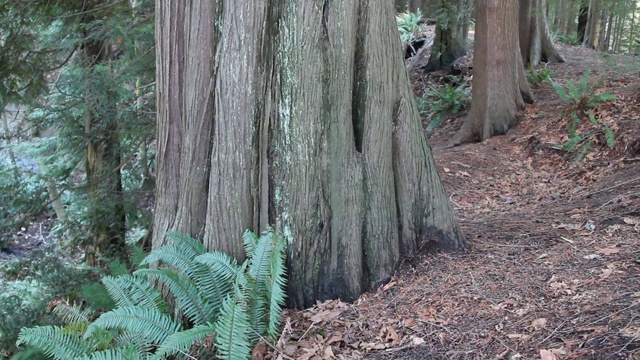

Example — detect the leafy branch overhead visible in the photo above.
[17,229,288,360]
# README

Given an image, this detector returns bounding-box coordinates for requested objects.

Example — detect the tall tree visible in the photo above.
[424,0,473,71]
[447,0,534,146]
[154,0,466,309]
[520,0,565,66]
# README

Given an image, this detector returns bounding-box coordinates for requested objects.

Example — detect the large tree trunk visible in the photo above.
[424,0,472,72]
[447,0,533,146]
[520,0,565,66]
[153,0,466,309]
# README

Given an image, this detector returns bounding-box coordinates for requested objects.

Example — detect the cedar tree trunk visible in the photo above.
[447,0,534,146]
[519,0,565,66]
[153,0,466,309]
[424,0,472,71]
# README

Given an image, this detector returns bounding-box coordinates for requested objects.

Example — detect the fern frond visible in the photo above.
[138,245,198,275]
[193,251,239,321]
[53,302,91,324]
[84,306,181,345]
[242,230,260,258]
[166,232,206,257]
[113,331,154,355]
[267,234,287,339]
[248,230,273,288]
[72,346,143,360]
[214,289,252,360]
[134,268,211,324]
[551,80,572,105]
[101,274,165,311]
[17,326,92,360]
[152,323,214,359]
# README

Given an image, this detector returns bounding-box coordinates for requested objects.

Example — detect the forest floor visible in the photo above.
[273,46,640,359]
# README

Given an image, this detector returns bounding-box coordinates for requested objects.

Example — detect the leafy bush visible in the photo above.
[17,229,287,360]
[551,71,617,161]
[420,79,471,131]
[526,66,553,87]
[0,248,92,356]
[396,9,425,46]
[0,158,47,247]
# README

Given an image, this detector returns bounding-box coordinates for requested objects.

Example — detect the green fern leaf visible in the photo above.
[214,290,252,360]
[193,251,239,321]
[101,275,165,311]
[17,326,92,360]
[242,230,260,258]
[84,306,181,345]
[134,268,211,325]
[603,127,616,148]
[53,303,91,324]
[153,323,214,359]
[551,80,572,105]
[72,346,142,360]
[267,234,287,339]
[138,245,198,275]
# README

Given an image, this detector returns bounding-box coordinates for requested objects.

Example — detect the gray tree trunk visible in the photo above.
[520,0,565,66]
[424,0,472,72]
[153,0,466,309]
[448,0,533,146]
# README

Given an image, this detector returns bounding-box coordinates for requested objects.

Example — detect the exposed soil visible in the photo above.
[272,45,640,359]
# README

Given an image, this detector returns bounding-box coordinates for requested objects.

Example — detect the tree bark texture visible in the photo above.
[448,0,533,146]
[519,0,565,66]
[424,0,472,71]
[153,0,466,309]
[578,4,589,43]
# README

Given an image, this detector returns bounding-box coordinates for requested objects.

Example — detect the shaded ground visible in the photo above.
[272,46,640,359]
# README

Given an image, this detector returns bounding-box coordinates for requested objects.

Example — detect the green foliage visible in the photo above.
[420,79,471,131]
[526,66,554,87]
[0,157,47,246]
[551,71,618,161]
[0,248,92,355]
[17,229,288,360]
[554,33,579,46]
[396,9,425,45]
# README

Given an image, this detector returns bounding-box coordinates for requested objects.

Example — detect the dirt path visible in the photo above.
[276,46,640,359]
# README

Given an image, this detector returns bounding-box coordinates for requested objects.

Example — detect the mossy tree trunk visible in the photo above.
[447,0,534,146]
[424,0,472,72]
[154,0,466,309]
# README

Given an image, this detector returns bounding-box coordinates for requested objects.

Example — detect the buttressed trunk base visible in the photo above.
[154,0,465,309]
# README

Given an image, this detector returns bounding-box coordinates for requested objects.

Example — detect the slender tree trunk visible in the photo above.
[604,8,614,51]
[578,3,590,43]
[424,0,472,71]
[1,108,20,181]
[520,0,565,66]
[448,0,533,146]
[584,0,600,48]
[154,0,466,309]
[598,8,610,51]
[630,1,637,52]
[82,23,127,266]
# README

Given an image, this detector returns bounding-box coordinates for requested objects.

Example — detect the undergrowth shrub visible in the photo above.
[0,158,47,247]
[396,9,425,46]
[17,229,287,360]
[551,70,617,162]
[0,248,91,356]
[419,78,471,131]
[526,65,553,87]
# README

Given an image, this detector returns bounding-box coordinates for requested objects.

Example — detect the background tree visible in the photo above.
[154,0,466,309]
[520,0,565,66]
[0,0,155,265]
[448,0,534,146]
[424,0,473,71]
